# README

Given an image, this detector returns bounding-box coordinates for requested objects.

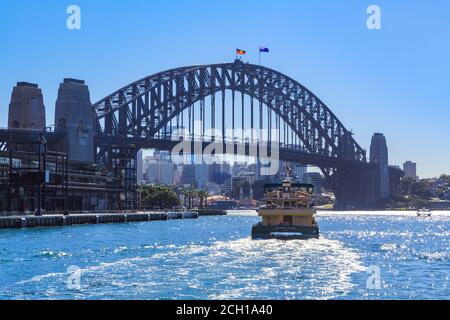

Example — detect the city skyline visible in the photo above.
[1,0,449,178]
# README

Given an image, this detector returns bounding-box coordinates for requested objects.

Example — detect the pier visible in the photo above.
[0,211,198,230]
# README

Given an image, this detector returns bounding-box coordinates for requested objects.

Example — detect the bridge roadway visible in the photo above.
[0,127,382,170]
[94,135,375,170]
[0,127,403,180]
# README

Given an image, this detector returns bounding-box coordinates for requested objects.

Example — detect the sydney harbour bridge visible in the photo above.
[92,60,401,208]
[1,60,403,211]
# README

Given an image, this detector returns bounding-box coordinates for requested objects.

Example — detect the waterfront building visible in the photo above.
[2,80,139,212]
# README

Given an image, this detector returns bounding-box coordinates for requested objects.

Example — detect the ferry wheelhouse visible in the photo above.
[252,179,320,240]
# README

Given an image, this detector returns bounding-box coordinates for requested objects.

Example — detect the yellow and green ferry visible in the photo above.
[252,179,320,240]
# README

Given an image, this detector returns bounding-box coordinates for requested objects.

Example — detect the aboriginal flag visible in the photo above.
[236,49,246,55]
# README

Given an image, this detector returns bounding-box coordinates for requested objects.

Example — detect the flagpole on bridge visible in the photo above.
[259,46,269,66]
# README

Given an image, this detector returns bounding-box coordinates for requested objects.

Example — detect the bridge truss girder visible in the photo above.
[92,61,377,208]
[93,62,366,164]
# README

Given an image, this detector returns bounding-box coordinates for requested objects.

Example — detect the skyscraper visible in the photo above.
[370,133,390,200]
[196,162,209,189]
[306,172,323,196]
[142,150,175,185]
[289,162,307,182]
[181,165,197,187]
[403,161,418,181]
[137,150,144,185]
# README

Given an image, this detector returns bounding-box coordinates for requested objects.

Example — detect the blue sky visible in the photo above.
[0,0,449,178]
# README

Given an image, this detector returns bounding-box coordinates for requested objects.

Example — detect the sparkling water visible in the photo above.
[0,211,449,300]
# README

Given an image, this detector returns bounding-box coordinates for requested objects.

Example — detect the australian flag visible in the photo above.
[259,47,270,53]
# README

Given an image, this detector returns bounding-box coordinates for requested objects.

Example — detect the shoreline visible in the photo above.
[0,211,198,230]
[316,210,450,217]
[228,209,450,217]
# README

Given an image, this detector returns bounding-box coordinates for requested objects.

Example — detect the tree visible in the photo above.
[141,186,180,210]
[410,181,433,199]
[197,190,209,209]
[183,189,198,209]
[400,178,415,194]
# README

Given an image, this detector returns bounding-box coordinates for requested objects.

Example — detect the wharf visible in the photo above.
[0,211,198,229]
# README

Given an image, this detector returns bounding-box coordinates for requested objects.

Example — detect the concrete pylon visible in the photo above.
[8,82,46,130]
[54,78,94,165]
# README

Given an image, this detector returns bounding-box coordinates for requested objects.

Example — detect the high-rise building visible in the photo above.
[285,162,307,182]
[181,164,197,187]
[220,163,231,175]
[221,178,233,193]
[196,162,209,189]
[306,172,323,196]
[236,172,256,185]
[209,163,231,185]
[370,133,390,200]
[142,150,175,185]
[248,163,261,181]
[137,150,144,184]
[231,162,248,176]
[403,161,418,181]
[145,161,175,185]
[173,166,183,185]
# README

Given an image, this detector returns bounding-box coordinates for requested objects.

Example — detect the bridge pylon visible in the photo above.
[329,165,376,209]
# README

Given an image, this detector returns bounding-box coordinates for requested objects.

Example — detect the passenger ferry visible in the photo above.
[252,178,320,240]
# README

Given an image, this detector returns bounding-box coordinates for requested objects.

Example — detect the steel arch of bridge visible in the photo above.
[93,61,367,165]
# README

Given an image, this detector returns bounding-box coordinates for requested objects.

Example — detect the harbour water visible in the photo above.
[0,211,449,300]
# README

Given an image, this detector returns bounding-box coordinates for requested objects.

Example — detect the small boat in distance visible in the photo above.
[417,208,432,217]
[252,179,319,240]
[197,200,238,216]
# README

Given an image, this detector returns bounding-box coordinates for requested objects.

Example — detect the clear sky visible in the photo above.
[0,0,449,178]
